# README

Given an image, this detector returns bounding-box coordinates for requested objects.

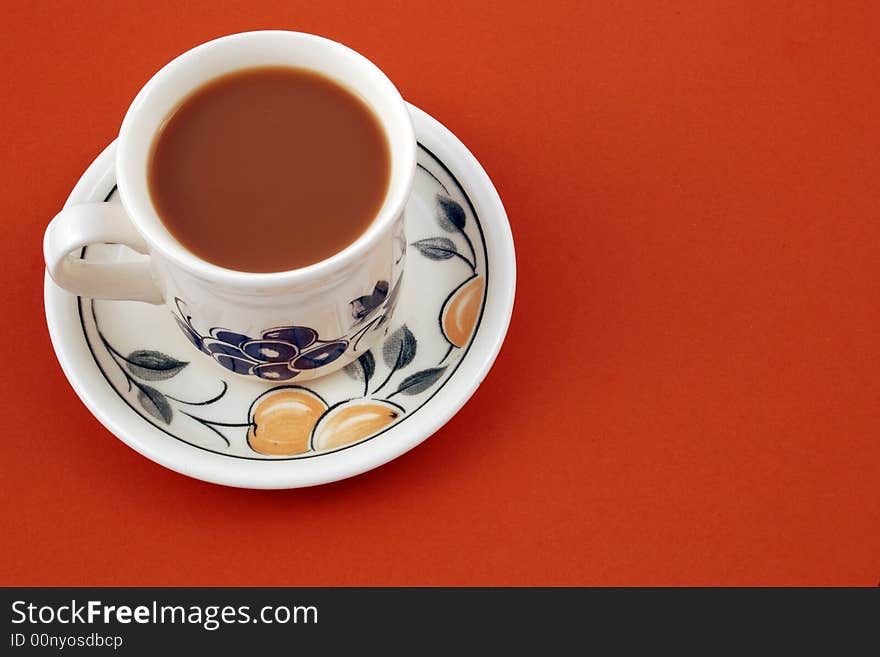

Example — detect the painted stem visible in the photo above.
[438,343,455,366]
[417,163,449,193]
[448,249,476,271]
[456,226,478,272]
[165,381,229,406]
[371,334,414,395]
[180,412,233,447]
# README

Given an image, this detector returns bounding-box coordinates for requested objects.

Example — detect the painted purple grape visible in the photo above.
[212,329,251,347]
[204,340,246,358]
[213,353,254,375]
[262,326,317,349]
[242,340,298,363]
[253,362,299,381]
[291,341,348,370]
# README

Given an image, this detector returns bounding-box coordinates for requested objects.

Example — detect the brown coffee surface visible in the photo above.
[148,67,390,272]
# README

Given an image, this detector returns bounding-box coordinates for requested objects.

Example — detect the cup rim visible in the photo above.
[116,30,415,289]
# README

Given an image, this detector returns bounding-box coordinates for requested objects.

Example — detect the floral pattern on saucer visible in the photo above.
[79,143,488,459]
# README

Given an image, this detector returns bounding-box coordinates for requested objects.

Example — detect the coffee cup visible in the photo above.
[43,31,416,382]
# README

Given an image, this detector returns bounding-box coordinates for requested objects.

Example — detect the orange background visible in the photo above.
[2,1,879,586]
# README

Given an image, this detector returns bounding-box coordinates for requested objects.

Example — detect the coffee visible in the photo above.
[148,67,391,273]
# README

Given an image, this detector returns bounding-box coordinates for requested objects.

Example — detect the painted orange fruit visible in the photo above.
[247,387,327,456]
[441,275,484,348]
[311,399,403,451]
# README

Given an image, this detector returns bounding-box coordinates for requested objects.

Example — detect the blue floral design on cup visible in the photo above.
[205,327,348,381]
[173,298,349,381]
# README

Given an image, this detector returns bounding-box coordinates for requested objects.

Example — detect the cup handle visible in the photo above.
[43,202,164,304]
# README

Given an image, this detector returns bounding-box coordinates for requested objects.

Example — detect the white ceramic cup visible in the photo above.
[44,31,415,382]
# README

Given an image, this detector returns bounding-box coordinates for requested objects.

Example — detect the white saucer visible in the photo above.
[44,104,515,489]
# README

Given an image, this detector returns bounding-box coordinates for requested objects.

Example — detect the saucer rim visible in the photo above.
[43,102,516,489]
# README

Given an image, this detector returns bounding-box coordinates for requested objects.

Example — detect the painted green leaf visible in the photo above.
[394,367,446,396]
[412,237,457,260]
[126,350,188,380]
[437,196,466,232]
[137,385,173,424]
[383,325,417,371]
